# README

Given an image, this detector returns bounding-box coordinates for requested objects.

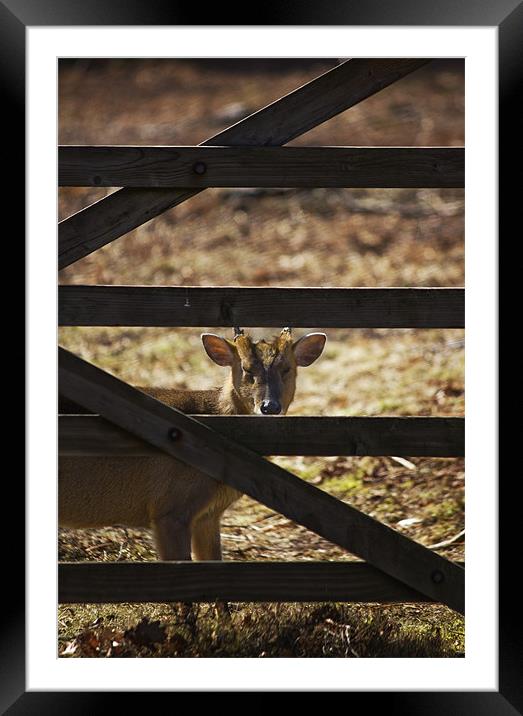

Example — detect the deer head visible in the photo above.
[201,327,326,415]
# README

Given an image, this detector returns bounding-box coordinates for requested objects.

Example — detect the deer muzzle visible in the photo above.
[260,399,282,415]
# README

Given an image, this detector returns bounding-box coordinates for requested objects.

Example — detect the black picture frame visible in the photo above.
[9,0,510,710]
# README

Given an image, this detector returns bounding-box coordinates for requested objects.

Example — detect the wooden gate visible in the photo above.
[58,59,465,614]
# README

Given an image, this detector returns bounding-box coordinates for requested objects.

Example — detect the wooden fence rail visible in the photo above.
[59,286,465,328]
[59,146,464,188]
[59,415,464,457]
[60,561,465,604]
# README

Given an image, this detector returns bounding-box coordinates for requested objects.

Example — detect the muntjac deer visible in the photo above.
[59,328,326,561]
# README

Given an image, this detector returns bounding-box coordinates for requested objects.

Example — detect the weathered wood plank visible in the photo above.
[58,286,465,329]
[59,561,443,604]
[58,347,464,613]
[59,415,464,457]
[59,146,464,188]
[59,58,430,269]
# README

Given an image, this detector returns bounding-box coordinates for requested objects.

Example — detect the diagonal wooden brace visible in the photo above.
[58,58,430,269]
[58,347,464,613]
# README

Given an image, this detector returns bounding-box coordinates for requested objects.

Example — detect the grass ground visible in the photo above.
[58,58,465,658]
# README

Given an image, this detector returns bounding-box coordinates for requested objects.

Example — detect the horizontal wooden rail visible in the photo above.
[59,146,464,189]
[59,415,464,457]
[59,347,464,613]
[59,286,465,328]
[59,561,450,604]
[59,59,430,269]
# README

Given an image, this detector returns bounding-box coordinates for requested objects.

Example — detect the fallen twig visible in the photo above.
[84,541,116,553]
[390,456,417,470]
[428,529,465,550]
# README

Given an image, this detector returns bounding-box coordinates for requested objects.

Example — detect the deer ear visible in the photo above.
[293,332,327,366]
[201,334,235,366]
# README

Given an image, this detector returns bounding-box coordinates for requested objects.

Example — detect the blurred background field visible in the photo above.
[58,59,465,658]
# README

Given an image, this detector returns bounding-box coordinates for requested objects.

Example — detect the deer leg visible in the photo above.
[152,512,192,561]
[191,513,223,561]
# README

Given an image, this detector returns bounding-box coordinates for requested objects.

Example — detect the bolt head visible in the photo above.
[193,161,207,175]
[168,427,181,441]
[431,570,444,584]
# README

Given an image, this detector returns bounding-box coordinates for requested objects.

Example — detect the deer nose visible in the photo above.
[260,399,281,415]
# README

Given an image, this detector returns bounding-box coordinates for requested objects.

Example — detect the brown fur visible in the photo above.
[59,329,326,561]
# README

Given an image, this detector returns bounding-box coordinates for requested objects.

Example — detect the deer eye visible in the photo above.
[242,367,255,379]
[281,366,291,376]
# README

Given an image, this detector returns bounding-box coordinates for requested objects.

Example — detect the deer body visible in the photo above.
[59,329,326,561]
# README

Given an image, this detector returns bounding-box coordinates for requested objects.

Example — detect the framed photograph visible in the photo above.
[10,0,511,709]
